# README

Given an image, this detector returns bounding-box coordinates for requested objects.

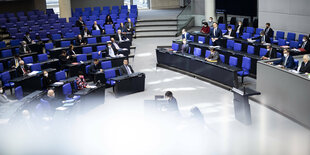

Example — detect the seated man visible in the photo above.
[10,55,21,69]
[205,48,219,62]
[181,28,190,40]
[81,27,91,38]
[224,26,236,37]
[59,50,71,70]
[92,21,104,34]
[19,41,31,54]
[299,55,310,73]
[111,38,129,56]
[120,22,127,33]
[125,18,135,34]
[210,23,222,46]
[164,91,178,112]
[23,32,35,44]
[76,34,87,46]
[262,45,277,60]
[115,29,128,41]
[272,49,295,69]
[106,42,124,58]
[76,16,85,31]
[89,59,103,74]
[42,70,53,90]
[120,59,134,75]
[41,89,61,108]
[251,31,271,44]
[16,60,30,77]
[300,36,310,53]
[67,45,77,60]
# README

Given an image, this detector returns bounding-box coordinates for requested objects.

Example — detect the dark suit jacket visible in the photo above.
[234,25,244,36]
[67,49,76,56]
[42,76,53,89]
[80,30,91,37]
[19,45,31,54]
[264,27,274,38]
[207,51,220,61]
[120,65,134,75]
[301,41,310,53]
[16,65,29,77]
[264,48,277,59]
[119,26,127,32]
[252,35,271,43]
[105,18,113,25]
[76,20,85,30]
[89,63,102,74]
[224,30,236,37]
[75,38,87,46]
[299,62,310,73]
[23,36,32,44]
[210,28,222,38]
[125,22,134,32]
[92,24,103,31]
[274,55,295,69]
[182,32,190,40]
[115,33,127,41]
[59,54,71,69]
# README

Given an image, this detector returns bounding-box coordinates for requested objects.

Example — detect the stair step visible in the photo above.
[136,26,177,31]
[135,31,177,38]
[136,34,177,38]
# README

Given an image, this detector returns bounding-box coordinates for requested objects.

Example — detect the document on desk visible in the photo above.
[224,35,234,39]
[247,39,256,43]
[28,71,40,76]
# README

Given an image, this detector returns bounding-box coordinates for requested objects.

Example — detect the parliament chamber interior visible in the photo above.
[0,0,309,154]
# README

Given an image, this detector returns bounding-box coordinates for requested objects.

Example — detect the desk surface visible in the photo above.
[111,72,145,81]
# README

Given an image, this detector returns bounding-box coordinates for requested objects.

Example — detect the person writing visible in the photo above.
[205,48,219,62]
[92,21,104,34]
[76,34,87,46]
[224,26,236,37]
[89,59,103,74]
[120,59,134,75]
[81,27,91,38]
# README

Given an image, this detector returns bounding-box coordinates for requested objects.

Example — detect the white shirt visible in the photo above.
[113,42,120,50]
[84,31,88,37]
[125,65,132,74]
[118,34,122,41]
[237,26,241,33]
[108,47,116,57]
[302,41,307,48]
[94,25,99,30]
[213,28,217,36]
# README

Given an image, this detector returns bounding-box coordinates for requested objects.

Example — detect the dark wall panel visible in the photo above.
[216,0,257,16]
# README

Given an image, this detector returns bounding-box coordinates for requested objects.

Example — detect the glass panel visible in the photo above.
[46,0,60,14]
[177,2,193,32]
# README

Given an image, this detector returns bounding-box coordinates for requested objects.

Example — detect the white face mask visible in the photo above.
[303,39,306,42]
[284,54,288,57]
[108,45,111,48]
[0,90,3,94]
[239,23,242,26]
[44,73,48,77]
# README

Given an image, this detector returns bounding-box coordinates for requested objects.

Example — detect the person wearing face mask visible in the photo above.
[224,26,236,37]
[205,48,219,62]
[262,45,277,60]
[251,31,271,44]
[120,59,134,75]
[23,32,35,44]
[272,49,295,69]
[234,21,244,38]
[264,23,274,38]
[0,85,10,103]
[298,55,310,73]
[16,60,30,77]
[42,70,52,90]
[181,29,190,41]
[76,71,88,90]
[300,36,310,53]
[200,22,210,34]
[207,17,214,28]
[19,41,31,54]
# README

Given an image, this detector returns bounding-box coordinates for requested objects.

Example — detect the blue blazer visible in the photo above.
[210,28,222,38]
[274,55,295,69]
[182,32,190,40]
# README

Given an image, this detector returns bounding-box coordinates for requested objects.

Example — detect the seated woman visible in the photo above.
[76,71,88,90]
[200,22,210,34]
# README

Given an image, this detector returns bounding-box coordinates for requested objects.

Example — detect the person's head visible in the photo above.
[303,55,309,63]
[123,59,129,66]
[19,60,24,66]
[107,42,112,47]
[266,23,271,28]
[210,48,215,54]
[227,26,232,31]
[182,29,186,34]
[94,21,97,25]
[303,36,309,42]
[266,45,272,50]
[182,38,187,44]
[78,71,84,79]
[209,17,213,21]
[102,29,105,34]
[127,18,131,23]
[0,85,4,94]
[69,44,74,50]
[283,49,290,57]
[43,70,48,77]
[93,59,99,65]
[78,34,82,40]
[21,41,26,46]
[111,38,115,42]
[47,89,55,98]
[238,21,242,26]
[213,22,218,28]
[117,29,121,34]
[61,50,67,56]
[120,22,124,27]
[260,31,265,36]
[203,22,208,27]
[25,32,30,36]
[84,27,88,31]
[107,15,111,19]
[79,16,83,21]
[14,54,20,59]
[165,91,173,99]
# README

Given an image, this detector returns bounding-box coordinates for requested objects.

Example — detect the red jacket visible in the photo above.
[200,26,210,34]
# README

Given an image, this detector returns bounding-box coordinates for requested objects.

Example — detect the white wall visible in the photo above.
[258,0,310,36]
[71,0,124,10]
[150,0,179,9]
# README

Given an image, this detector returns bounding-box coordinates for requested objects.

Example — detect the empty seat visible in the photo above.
[255,28,263,35]
[229,56,238,67]
[237,57,251,83]
[82,47,92,54]
[87,38,97,44]
[1,49,13,58]
[227,40,235,49]
[92,30,101,36]
[193,48,201,57]
[55,71,66,81]
[247,45,255,55]
[61,41,71,47]
[205,50,211,58]
[289,41,299,48]
[104,69,116,85]
[101,61,112,69]
[219,54,225,63]
[287,32,296,42]
[242,33,251,40]
[172,43,179,51]
[278,39,286,46]
[92,52,102,59]
[259,48,268,57]
[97,45,106,52]
[45,42,54,51]
[22,56,34,64]
[198,36,205,44]
[233,43,242,51]
[101,36,111,43]
[52,34,61,40]
[38,54,48,62]
[246,27,255,34]
[76,54,87,62]
[30,63,41,71]
[218,24,226,30]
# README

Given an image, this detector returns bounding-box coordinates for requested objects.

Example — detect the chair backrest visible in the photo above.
[0,63,3,72]
[52,34,61,40]
[15,86,23,100]
[97,45,106,51]
[1,49,13,58]
[61,41,70,47]
[104,69,116,79]
[259,48,268,57]
[30,63,41,71]
[92,30,101,36]
[255,28,263,35]
[65,32,75,38]
[229,56,238,67]
[76,54,87,62]
[87,37,97,44]
[218,24,226,30]
[62,83,72,96]
[247,45,255,55]
[233,43,242,51]
[45,42,54,50]
[242,33,251,40]
[219,54,225,63]
[101,36,111,43]
[22,56,34,64]
[246,27,254,34]
[241,57,251,71]
[277,52,282,58]
[104,24,113,30]
[10,40,20,46]
[298,34,305,44]
[55,71,66,81]
[278,39,286,46]
[92,52,102,59]
[289,41,299,48]
[205,50,211,58]
[105,29,114,34]
[0,41,5,48]
[1,71,11,84]
[198,36,205,44]
[38,54,48,62]
[82,47,92,54]
[193,48,201,57]
[287,32,296,41]
[101,61,112,69]
[172,43,179,51]
[227,40,235,49]
[294,59,299,68]
[85,65,91,74]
